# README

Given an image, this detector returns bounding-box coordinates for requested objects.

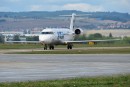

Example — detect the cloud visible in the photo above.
[102,0,130,13]
[29,5,59,11]
[0,0,130,13]
[62,3,104,12]
[29,3,105,12]
[115,0,130,8]
[9,0,21,2]
[30,5,44,11]
[0,7,11,11]
[9,0,20,2]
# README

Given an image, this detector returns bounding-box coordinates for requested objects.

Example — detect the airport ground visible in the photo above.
[1,40,130,50]
[0,46,129,54]
[0,54,130,87]
[0,43,130,86]
[0,42,130,54]
[0,74,130,87]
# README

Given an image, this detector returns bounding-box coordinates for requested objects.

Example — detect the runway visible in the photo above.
[0,54,130,82]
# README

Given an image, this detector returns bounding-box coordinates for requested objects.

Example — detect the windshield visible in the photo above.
[41,32,54,34]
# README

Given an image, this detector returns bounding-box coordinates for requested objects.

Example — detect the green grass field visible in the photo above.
[1,43,130,54]
[0,74,130,87]
[0,41,130,49]
[0,44,42,49]
[10,48,130,54]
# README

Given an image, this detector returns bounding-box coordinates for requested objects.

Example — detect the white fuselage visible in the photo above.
[39,28,75,45]
[39,13,77,46]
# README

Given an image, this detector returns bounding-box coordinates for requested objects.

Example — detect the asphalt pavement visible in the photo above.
[0,54,130,82]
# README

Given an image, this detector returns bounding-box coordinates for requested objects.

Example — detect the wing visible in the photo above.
[64,39,121,44]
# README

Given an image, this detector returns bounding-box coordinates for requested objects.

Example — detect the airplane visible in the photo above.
[5,13,120,50]
[39,13,120,50]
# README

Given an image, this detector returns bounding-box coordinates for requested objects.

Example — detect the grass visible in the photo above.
[0,74,130,87]
[0,41,130,49]
[9,48,130,54]
[1,43,130,54]
[0,43,42,49]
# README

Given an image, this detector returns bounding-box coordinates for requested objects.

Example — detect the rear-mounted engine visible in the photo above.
[74,28,83,35]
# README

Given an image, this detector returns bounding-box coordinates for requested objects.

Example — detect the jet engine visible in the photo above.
[74,28,83,35]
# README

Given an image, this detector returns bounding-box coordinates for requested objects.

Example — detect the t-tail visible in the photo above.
[70,13,76,30]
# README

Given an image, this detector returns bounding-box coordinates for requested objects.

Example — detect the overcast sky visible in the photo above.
[0,0,130,13]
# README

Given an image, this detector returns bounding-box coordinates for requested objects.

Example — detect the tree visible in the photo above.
[109,33,113,38]
[74,34,87,40]
[123,37,130,44]
[0,34,4,43]
[87,33,102,40]
[94,33,102,38]
[13,35,20,41]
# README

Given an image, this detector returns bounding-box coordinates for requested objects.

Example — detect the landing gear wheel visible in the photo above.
[44,44,47,50]
[67,44,73,49]
[49,45,54,50]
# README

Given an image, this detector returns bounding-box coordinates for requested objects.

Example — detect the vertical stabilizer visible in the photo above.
[70,13,76,30]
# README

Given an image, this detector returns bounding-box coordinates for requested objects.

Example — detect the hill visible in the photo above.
[0,10,130,31]
[0,10,130,22]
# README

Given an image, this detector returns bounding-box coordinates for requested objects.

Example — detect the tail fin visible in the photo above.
[70,13,76,30]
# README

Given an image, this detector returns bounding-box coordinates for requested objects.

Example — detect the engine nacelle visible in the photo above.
[74,28,83,35]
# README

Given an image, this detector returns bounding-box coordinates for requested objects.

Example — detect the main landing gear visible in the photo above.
[44,44,54,50]
[49,45,54,50]
[67,44,73,49]
[43,44,73,50]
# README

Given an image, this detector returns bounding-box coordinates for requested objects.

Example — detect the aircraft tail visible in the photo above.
[70,13,76,30]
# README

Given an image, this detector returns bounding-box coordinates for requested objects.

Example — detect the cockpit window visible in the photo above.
[42,32,54,34]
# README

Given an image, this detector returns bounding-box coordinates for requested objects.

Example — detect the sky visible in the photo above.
[0,0,130,13]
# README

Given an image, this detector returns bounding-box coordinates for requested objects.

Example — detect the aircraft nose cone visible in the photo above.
[39,35,53,44]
